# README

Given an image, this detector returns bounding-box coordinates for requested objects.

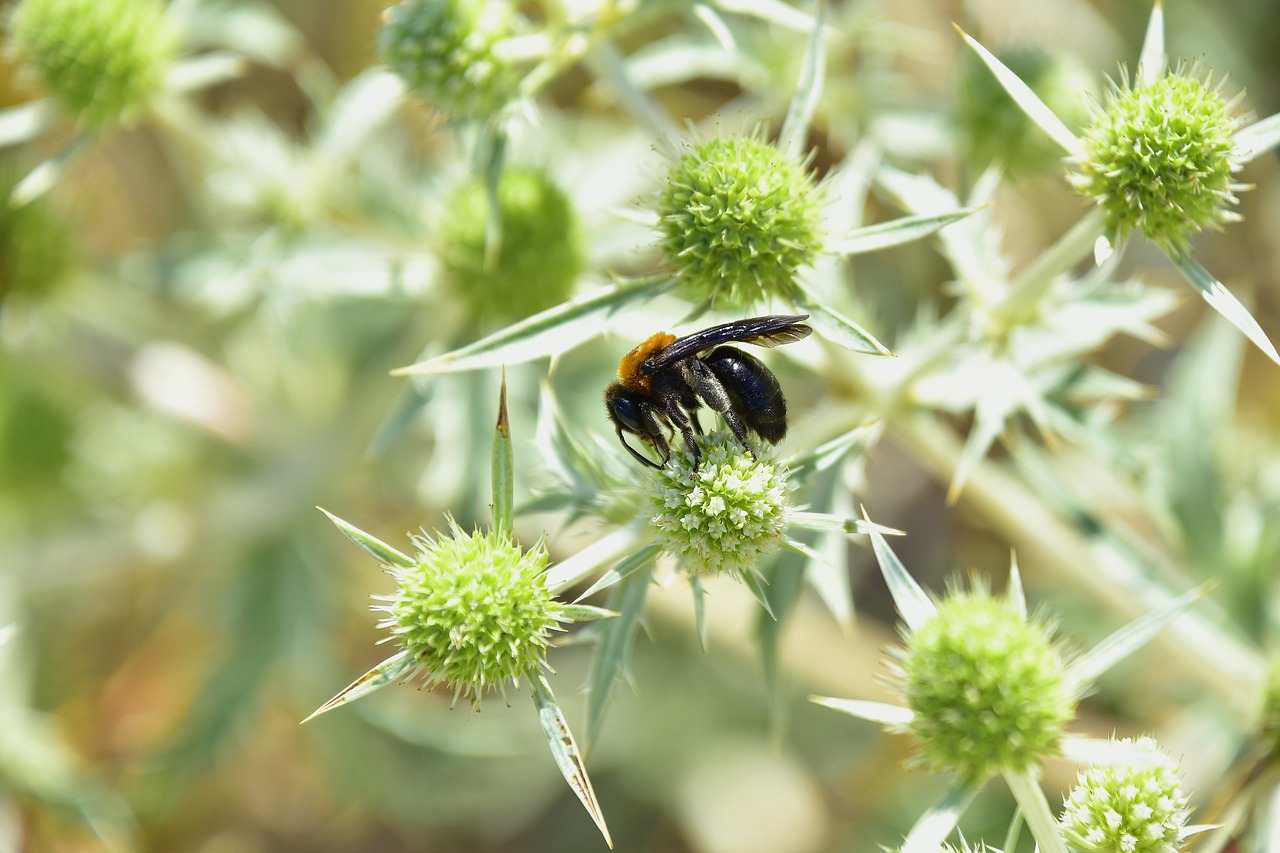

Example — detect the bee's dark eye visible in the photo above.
[608,394,645,433]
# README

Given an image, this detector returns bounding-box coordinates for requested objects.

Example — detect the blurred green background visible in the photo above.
[3,0,1280,850]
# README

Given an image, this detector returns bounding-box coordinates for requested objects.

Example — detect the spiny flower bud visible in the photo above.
[901,586,1072,783]
[8,0,177,129]
[656,134,823,307]
[440,167,583,323]
[1060,736,1190,853]
[647,432,789,578]
[381,520,566,706]
[377,0,518,121]
[1072,65,1245,251]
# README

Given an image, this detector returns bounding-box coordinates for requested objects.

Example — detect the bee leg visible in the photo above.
[687,359,754,453]
[616,426,663,468]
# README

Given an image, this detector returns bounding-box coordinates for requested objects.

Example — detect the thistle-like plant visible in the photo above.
[812,521,1201,853]
[306,379,614,846]
[957,0,1280,364]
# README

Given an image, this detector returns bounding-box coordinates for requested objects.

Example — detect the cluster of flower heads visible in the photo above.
[647,432,790,578]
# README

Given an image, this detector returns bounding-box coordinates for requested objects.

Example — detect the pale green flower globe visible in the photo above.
[8,0,177,129]
[377,0,518,121]
[656,135,823,307]
[902,587,1072,783]
[381,520,566,706]
[1073,66,1245,250]
[1060,737,1190,853]
[648,432,789,578]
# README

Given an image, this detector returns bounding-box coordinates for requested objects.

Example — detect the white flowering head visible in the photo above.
[647,432,789,578]
[1060,737,1190,853]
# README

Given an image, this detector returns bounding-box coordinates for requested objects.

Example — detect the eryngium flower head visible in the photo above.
[377,0,518,121]
[648,432,789,578]
[901,586,1072,783]
[1060,737,1190,853]
[440,167,583,322]
[1072,65,1246,251]
[8,0,177,129]
[656,134,823,306]
[381,520,566,706]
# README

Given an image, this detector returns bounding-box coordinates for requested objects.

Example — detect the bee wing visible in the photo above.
[643,315,812,372]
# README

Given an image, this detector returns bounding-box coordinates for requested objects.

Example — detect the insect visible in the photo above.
[604,314,812,468]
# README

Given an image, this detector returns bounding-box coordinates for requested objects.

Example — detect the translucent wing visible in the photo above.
[642,315,812,371]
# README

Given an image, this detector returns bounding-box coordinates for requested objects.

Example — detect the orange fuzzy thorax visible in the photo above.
[617,332,676,393]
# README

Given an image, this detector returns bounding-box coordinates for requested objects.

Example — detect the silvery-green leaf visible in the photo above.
[778,0,826,162]
[691,3,736,51]
[1136,0,1166,86]
[585,566,651,745]
[809,696,915,725]
[949,359,1026,502]
[302,651,416,722]
[392,276,672,375]
[1169,247,1280,365]
[530,675,613,848]
[318,69,406,163]
[782,536,851,627]
[10,138,88,207]
[710,0,832,35]
[786,512,900,536]
[549,527,643,595]
[1002,768,1070,853]
[742,570,776,619]
[166,53,245,93]
[1007,553,1026,619]
[955,26,1080,154]
[491,374,514,537]
[1235,113,1280,161]
[1065,586,1203,694]
[318,508,415,568]
[864,507,935,630]
[900,783,981,853]
[560,604,617,623]
[786,421,881,483]
[790,285,892,355]
[0,100,57,147]
[826,207,982,257]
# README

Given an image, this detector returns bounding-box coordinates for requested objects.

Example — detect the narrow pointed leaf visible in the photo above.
[1169,248,1280,365]
[0,100,56,147]
[827,207,982,256]
[1007,553,1026,619]
[691,3,736,51]
[1065,586,1202,693]
[759,542,810,701]
[741,570,776,619]
[691,574,709,651]
[778,0,826,162]
[863,506,935,631]
[1235,112,1280,161]
[549,527,644,595]
[492,373,514,538]
[560,604,617,623]
[791,286,892,355]
[955,26,1080,154]
[167,52,245,93]
[810,696,914,726]
[1136,0,1166,86]
[10,138,89,207]
[531,675,613,848]
[585,565,651,745]
[1003,768,1070,853]
[786,511,901,536]
[392,276,671,375]
[318,508,415,568]
[710,0,832,34]
[779,536,852,626]
[574,545,660,602]
[302,651,416,722]
[787,422,880,483]
[901,782,981,853]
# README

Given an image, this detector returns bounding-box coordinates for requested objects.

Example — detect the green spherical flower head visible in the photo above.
[1073,67,1244,251]
[902,587,1072,783]
[1060,737,1190,853]
[382,521,565,706]
[656,135,823,307]
[440,167,583,322]
[9,0,177,129]
[648,432,789,578]
[377,0,518,121]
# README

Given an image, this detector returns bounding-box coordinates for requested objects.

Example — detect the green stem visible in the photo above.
[1003,768,1069,853]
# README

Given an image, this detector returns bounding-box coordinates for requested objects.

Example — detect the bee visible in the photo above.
[604,314,812,468]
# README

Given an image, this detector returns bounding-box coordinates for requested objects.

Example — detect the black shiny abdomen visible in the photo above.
[705,347,788,443]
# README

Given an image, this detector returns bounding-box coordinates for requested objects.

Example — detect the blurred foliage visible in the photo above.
[1,0,1280,851]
